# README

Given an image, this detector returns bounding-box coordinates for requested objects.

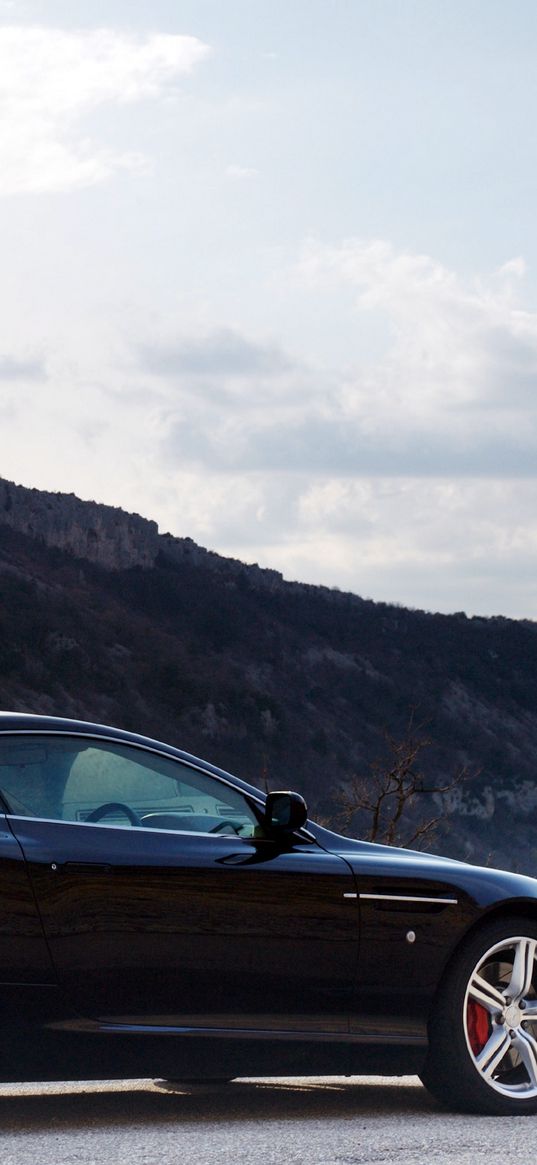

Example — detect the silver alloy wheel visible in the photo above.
[464,935,537,1098]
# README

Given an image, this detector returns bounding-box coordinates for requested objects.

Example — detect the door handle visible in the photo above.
[53,862,112,875]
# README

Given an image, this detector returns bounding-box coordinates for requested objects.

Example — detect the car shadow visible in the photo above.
[0,1077,437,1134]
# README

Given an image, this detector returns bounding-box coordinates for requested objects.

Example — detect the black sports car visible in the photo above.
[0,711,536,1115]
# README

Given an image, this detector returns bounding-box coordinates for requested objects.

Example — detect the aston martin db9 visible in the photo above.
[0,711,536,1115]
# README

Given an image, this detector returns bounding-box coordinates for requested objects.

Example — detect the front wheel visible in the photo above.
[420,916,537,1115]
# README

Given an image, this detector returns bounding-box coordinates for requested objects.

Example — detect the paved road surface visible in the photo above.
[0,1076,534,1165]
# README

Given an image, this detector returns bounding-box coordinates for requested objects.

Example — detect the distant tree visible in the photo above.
[334,713,473,850]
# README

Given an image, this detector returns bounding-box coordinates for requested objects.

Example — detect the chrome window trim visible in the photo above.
[5,813,260,840]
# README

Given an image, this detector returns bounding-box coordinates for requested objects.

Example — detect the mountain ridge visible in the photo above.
[1,476,537,873]
[0,475,325,599]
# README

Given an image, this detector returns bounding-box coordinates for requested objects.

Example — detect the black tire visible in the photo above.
[420,915,537,1115]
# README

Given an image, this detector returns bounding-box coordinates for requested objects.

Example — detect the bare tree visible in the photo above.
[334,713,473,850]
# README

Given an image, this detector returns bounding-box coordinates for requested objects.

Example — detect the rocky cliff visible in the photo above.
[0,477,318,597]
[0,478,158,570]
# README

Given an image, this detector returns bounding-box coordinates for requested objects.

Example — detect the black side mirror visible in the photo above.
[264,791,308,835]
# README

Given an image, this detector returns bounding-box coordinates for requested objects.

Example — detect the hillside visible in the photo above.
[1,477,537,872]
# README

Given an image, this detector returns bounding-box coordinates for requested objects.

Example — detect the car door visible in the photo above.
[1,732,359,1033]
[0,810,56,985]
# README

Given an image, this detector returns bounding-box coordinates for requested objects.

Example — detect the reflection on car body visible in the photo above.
[0,711,537,1115]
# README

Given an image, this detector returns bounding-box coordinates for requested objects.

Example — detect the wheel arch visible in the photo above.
[465,897,537,941]
[430,897,537,1024]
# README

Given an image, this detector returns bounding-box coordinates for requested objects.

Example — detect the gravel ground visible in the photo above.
[0,1076,535,1165]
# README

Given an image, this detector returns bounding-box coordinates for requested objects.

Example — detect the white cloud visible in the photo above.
[143,256,537,481]
[0,26,211,193]
[296,238,537,447]
[225,164,259,180]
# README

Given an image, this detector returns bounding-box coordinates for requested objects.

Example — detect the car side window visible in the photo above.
[0,735,262,837]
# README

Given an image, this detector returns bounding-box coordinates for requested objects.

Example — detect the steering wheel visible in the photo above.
[85,801,142,827]
[209,820,240,834]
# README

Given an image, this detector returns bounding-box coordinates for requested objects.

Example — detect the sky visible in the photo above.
[1,0,537,618]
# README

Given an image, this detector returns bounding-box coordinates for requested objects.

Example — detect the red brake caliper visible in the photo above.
[467,1000,490,1054]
